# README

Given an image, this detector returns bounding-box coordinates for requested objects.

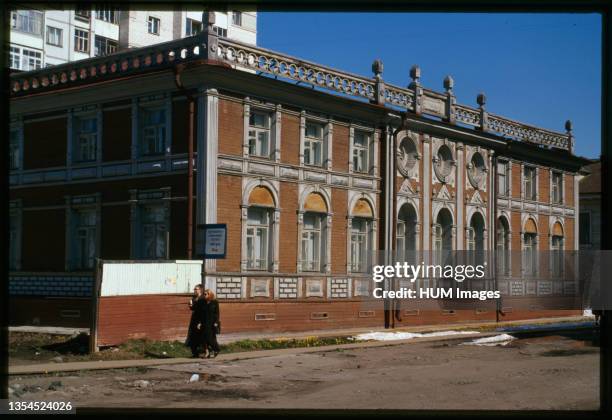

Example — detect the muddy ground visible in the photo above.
[8,333,599,410]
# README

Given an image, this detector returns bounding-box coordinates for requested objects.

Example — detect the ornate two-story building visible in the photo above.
[8,17,588,335]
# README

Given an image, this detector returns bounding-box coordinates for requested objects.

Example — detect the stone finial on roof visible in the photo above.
[565,119,573,133]
[477,92,486,108]
[410,65,421,85]
[372,59,383,79]
[444,75,454,93]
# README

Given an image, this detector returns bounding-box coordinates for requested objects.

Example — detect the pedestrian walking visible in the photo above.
[185,284,206,357]
[203,289,221,358]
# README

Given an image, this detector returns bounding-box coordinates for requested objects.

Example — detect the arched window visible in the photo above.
[523,218,538,277]
[397,203,417,263]
[301,192,328,272]
[467,212,485,266]
[496,217,511,276]
[246,186,275,271]
[350,198,373,273]
[434,208,453,266]
[551,222,564,278]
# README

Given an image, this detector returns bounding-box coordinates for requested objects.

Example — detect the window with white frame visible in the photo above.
[551,234,564,278]
[148,16,160,34]
[186,18,202,36]
[523,166,537,201]
[213,26,227,37]
[74,29,90,53]
[497,160,509,196]
[46,26,63,47]
[9,213,19,271]
[94,35,117,57]
[10,129,20,170]
[72,209,97,270]
[74,116,98,162]
[140,107,166,156]
[9,46,42,71]
[246,207,271,270]
[301,212,324,271]
[552,171,563,204]
[139,204,168,259]
[248,110,271,158]
[523,232,537,277]
[304,121,324,166]
[11,10,43,36]
[496,217,511,276]
[95,8,118,24]
[353,130,370,173]
[232,11,242,26]
[350,218,371,272]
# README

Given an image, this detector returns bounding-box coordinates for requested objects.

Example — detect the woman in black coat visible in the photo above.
[185,284,206,357]
[203,289,221,358]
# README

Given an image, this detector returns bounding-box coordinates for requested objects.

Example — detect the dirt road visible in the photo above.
[8,333,599,410]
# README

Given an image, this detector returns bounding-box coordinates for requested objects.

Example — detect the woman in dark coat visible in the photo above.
[203,289,221,358]
[185,284,206,357]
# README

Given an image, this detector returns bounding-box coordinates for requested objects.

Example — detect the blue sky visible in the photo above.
[258,12,601,159]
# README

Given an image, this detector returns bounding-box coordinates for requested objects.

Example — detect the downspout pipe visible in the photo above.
[174,64,195,259]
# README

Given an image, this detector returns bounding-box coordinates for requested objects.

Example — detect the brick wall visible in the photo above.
[10,297,92,328]
[218,98,243,156]
[539,168,550,203]
[281,112,300,165]
[565,174,574,206]
[279,182,298,272]
[23,117,67,169]
[332,124,349,172]
[9,274,93,298]
[103,108,131,162]
[511,162,522,199]
[171,98,195,154]
[216,174,242,272]
[331,188,348,274]
[330,278,349,298]
[216,277,243,299]
[278,278,298,298]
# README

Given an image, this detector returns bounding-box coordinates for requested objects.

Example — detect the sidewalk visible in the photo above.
[8,315,593,376]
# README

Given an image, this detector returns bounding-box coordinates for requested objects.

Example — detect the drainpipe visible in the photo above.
[492,153,499,322]
[174,65,195,259]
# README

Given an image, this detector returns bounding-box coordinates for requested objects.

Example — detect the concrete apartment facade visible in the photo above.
[8,22,588,338]
[9,6,257,70]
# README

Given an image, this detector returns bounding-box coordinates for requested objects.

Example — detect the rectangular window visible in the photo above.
[140,205,168,259]
[74,29,90,53]
[524,166,537,201]
[213,26,227,37]
[579,212,591,246]
[141,107,166,156]
[552,171,563,204]
[248,110,271,158]
[46,26,63,47]
[73,209,97,270]
[497,160,509,196]
[246,207,270,270]
[10,130,20,170]
[11,10,43,36]
[304,122,324,166]
[9,46,42,71]
[94,35,117,57]
[351,218,371,272]
[148,16,160,35]
[523,233,537,277]
[353,130,370,173]
[551,235,564,278]
[186,18,202,36]
[95,8,118,24]
[301,213,323,271]
[75,9,91,21]
[232,11,242,26]
[74,116,97,162]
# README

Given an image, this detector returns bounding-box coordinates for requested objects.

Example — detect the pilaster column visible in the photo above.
[456,142,464,249]
[422,134,431,252]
